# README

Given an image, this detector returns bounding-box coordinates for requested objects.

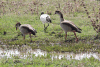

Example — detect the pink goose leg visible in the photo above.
[73,31,78,41]
[65,32,67,41]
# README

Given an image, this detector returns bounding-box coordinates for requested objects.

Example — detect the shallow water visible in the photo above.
[51,52,100,61]
[0,45,100,61]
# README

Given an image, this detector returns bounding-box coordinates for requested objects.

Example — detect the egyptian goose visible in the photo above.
[40,12,52,32]
[55,11,82,41]
[15,22,37,40]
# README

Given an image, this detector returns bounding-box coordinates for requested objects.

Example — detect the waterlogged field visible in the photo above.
[0,56,100,67]
[0,0,100,66]
[0,47,100,67]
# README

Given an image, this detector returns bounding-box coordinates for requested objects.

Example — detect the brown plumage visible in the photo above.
[15,22,37,40]
[55,11,82,41]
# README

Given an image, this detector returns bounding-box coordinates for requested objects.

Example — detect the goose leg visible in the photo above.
[29,33,31,39]
[23,35,25,40]
[73,31,78,41]
[29,33,32,42]
[65,32,67,41]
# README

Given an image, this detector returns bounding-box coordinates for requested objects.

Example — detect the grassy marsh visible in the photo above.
[0,0,100,53]
[0,0,100,66]
[0,55,100,67]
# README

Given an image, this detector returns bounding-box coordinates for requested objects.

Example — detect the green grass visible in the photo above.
[0,0,100,53]
[0,55,100,67]
[0,14,99,53]
[0,0,100,66]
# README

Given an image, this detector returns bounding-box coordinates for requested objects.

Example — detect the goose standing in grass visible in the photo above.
[55,11,82,41]
[15,22,37,40]
[40,12,52,32]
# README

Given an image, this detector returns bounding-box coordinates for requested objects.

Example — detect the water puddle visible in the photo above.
[51,52,100,61]
[0,48,20,58]
[0,45,100,61]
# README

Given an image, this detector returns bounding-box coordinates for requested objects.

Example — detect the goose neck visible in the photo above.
[59,13,64,22]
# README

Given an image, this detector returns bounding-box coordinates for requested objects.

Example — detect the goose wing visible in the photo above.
[21,24,37,33]
[62,20,82,32]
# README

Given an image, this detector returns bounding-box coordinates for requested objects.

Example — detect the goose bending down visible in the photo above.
[15,22,37,40]
[55,11,82,41]
[40,12,52,32]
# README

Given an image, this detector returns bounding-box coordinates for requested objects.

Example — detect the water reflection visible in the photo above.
[0,45,100,61]
[0,48,20,58]
[51,52,100,61]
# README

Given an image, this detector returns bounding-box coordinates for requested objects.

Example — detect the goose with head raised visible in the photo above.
[55,11,82,41]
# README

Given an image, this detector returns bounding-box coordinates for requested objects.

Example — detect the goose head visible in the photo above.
[55,11,64,22]
[15,22,21,30]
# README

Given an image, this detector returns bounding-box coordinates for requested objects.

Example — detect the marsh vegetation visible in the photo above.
[0,0,100,66]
